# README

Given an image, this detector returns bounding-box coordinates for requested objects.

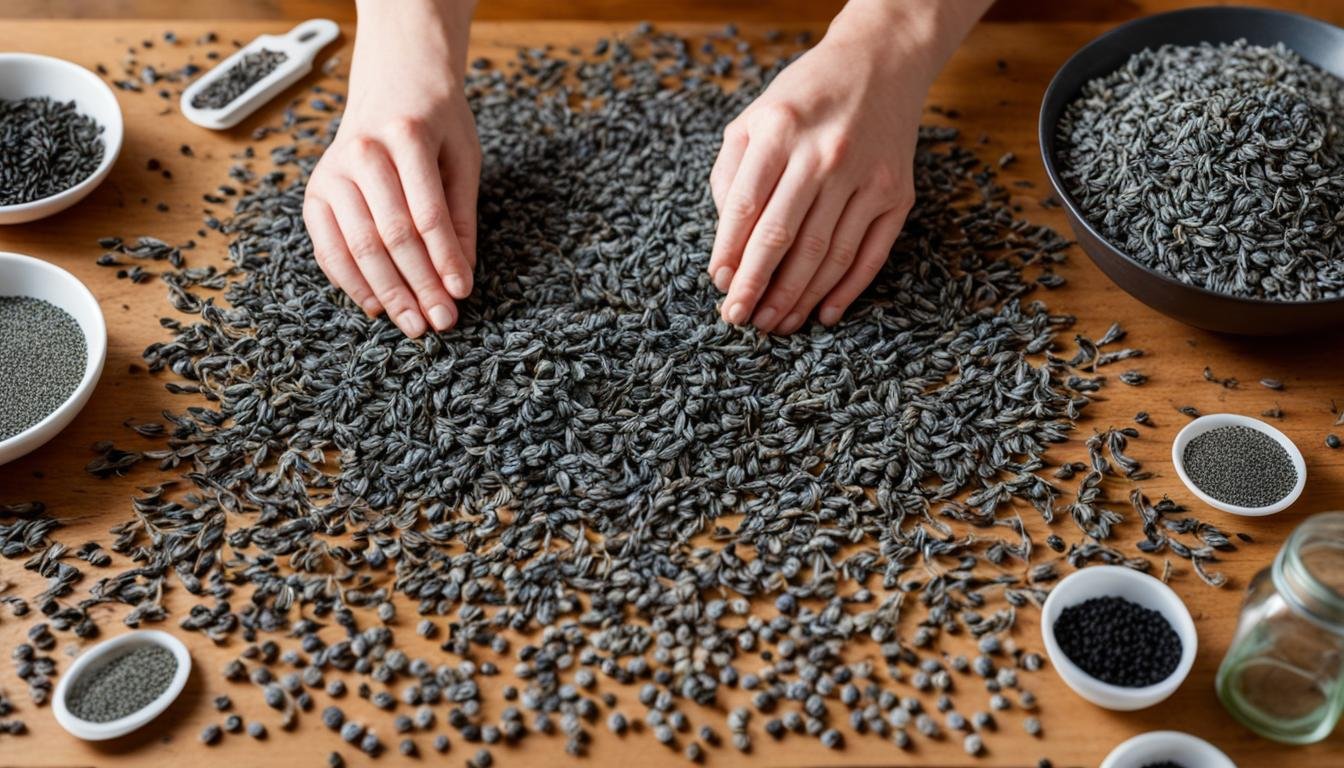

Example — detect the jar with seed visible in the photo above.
[1216,512,1344,744]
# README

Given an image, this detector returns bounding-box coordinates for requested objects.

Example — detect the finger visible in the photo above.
[750,184,852,333]
[707,135,787,294]
[776,192,876,333]
[304,196,379,316]
[818,206,907,325]
[441,143,480,272]
[354,142,459,332]
[326,176,430,338]
[388,126,474,301]
[709,122,747,213]
[721,159,821,327]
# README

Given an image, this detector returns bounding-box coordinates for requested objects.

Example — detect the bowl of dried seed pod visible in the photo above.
[0,52,123,224]
[1039,6,1344,335]
[0,251,107,465]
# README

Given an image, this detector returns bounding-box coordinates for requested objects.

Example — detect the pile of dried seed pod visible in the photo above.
[0,25,1244,765]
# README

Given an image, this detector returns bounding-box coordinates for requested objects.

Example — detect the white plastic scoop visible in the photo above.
[180,18,340,130]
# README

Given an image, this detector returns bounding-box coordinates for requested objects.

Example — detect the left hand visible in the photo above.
[707,7,939,334]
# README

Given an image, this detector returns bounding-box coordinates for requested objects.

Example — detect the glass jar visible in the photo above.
[1217,512,1344,744]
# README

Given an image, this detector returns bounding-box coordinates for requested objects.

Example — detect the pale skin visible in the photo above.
[303,0,993,338]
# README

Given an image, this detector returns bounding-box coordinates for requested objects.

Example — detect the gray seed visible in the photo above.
[964,732,984,755]
[820,728,843,749]
[340,721,364,743]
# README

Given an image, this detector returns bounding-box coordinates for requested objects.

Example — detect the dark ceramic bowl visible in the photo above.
[1038,6,1344,335]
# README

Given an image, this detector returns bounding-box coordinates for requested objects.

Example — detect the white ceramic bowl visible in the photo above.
[1100,730,1238,768]
[1040,565,1198,711]
[0,52,123,224]
[53,630,192,741]
[1172,413,1306,517]
[0,251,107,465]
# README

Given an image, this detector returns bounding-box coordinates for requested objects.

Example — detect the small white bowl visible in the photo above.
[1172,413,1306,517]
[53,630,192,741]
[0,251,107,465]
[1040,565,1198,711]
[0,53,124,224]
[1100,730,1238,768]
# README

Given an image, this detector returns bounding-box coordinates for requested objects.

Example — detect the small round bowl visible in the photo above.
[0,251,107,465]
[53,630,192,741]
[1040,565,1198,711]
[0,53,123,224]
[1172,413,1306,517]
[1100,730,1238,768]
[1039,6,1344,335]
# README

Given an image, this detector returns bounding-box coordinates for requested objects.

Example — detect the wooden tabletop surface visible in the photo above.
[1,14,1343,768]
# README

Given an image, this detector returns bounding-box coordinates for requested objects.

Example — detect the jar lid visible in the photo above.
[1274,512,1344,630]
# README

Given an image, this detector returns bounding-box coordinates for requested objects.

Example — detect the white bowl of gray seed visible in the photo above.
[1172,413,1306,517]
[0,52,123,224]
[0,251,107,465]
[52,629,191,740]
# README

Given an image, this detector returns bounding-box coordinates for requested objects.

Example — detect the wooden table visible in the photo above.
[1,17,1342,768]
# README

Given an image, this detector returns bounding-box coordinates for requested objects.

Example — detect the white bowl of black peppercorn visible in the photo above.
[1040,566,1198,711]
[1100,730,1237,768]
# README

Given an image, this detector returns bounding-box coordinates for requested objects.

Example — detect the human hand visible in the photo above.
[708,0,978,334]
[303,1,479,337]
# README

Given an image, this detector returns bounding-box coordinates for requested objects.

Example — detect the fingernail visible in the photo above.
[714,267,734,292]
[724,301,748,325]
[360,298,382,316]
[782,312,802,331]
[753,307,777,330]
[427,304,454,331]
[445,274,470,298]
[819,306,841,326]
[397,309,427,337]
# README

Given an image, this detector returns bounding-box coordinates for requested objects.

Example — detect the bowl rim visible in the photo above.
[1170,413,1307,517]
[0,52,124,215]
[51,629,192,741]
[1099,729,1238,768]
[0,251,108,455]
[1037,4,1344,309]
[1039,565,1198,709]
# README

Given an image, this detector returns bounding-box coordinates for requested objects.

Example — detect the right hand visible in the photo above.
[302,3,480,337]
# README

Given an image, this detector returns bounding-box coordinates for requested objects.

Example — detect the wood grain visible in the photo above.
[0,16,1343,768]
